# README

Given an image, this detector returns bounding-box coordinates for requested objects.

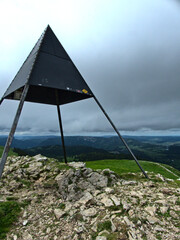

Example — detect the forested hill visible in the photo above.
[0,135,178,170]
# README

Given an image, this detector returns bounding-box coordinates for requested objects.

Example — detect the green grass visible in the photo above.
[0,146,18,157]
[86,159,180,180]
[97,220,112,232]
[0,201,22,239]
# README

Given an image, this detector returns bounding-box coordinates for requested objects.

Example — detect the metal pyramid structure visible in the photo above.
[2,25,93,105]
[0,25,148,179]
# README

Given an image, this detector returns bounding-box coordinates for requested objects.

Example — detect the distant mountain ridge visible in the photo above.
[0,135,180,170]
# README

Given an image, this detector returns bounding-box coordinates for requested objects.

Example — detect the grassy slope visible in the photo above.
[86,159,180,180]
[0,146,18,157]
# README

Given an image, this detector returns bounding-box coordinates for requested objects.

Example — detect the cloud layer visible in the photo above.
[0,0,180,135]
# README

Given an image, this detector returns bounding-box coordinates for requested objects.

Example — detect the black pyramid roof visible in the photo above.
[2,25,93,105]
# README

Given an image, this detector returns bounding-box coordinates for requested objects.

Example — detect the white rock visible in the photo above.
[111,195,120,206]
[68,162,86,168]
[13,235,17,240]
[101,197,114,207]
[155,199,167,205]
[111,219,116,232]
[81,207,97,217]
[23,220,28,226]
[28,161,43,171]
[64,202,72,211]
[78,191,93,205]
[75,226,84,233]
[122,201,131,211]
[160,206,169,214]
[22,232,33,240]
[146,216,159,224]
[124,216,134,227]
[105,187,114,194]
[96,236,107,240]
[54,209,66,219]
[145,206,156,216]
[122,180,137,185]
[88,172,108,188]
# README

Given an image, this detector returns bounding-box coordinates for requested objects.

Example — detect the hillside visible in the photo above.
[0,146,18,157]
[1,135,179,170]
[0,155,179,239]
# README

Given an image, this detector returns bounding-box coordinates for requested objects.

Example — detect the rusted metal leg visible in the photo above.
[93,95,149,179]
[55,90,67,164]
[0,84,29,179]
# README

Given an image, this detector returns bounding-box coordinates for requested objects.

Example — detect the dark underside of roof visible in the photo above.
[4,85,93,106]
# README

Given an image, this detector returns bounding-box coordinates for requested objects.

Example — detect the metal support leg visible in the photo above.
[0,84,29,179]
[0,98,3,105]
[55,91,67,164]
[93,95,149,179]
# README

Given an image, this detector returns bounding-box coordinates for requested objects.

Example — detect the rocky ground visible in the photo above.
[0,155,179,240]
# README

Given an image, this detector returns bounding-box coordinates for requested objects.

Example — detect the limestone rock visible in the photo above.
[78,191,93,205]
[54,209,66,219]
[111,195,120,206]
[101,196,114,207]
[145,206,156,216]
[146,216,159,224]
[160,206,169,214]
[88,172,108,188]
[124,216,134,227]
[33,154,47,162]
[22,232,33,240]
[96,236,107,240]
[105,187,114,194]
[81,207,97,217]
[68,162,86,168]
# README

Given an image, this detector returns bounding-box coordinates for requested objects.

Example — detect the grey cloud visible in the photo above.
[0,0,180,135]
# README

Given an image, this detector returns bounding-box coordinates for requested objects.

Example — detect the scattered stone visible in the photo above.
[34,154,47,162]
[88,172,108,188]
[111,195,120,206]
[75,226,84,233]
[122,180,137,185]
[105,187,114,194]
[160,206,169,214]
[101,196,114,207]
[23,220,28,226]
[124,216,134,227]
[54,209,66,219]
[111,219,116,232]
[22,232,33,240]
[68,162,85,168]
[161,188,173,195]
[145,206,156,216]
[146,216,159,224]
[0,156,179,240]
[81,207,97,217]
[122,201,131,211]
[96,236,107,240]
[78,191,93,205]
[13,235,17,240]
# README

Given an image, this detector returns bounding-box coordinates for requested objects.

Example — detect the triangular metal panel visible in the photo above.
[2,30,45,98]
[2,25,93,105]
[40,26,71,61]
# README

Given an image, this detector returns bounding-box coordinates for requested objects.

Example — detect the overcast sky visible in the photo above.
[0,0,180,136]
